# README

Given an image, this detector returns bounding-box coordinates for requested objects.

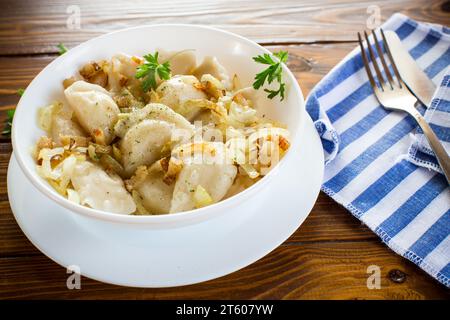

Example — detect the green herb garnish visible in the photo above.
[57,43,68,55]
[2,109,15,136]
[17,88,25,97]
[252,51,288,101]
[135,52,171,92]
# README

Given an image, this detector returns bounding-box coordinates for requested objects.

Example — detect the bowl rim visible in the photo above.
[11,23,305,224]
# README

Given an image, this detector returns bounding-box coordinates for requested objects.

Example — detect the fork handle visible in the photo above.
[413,113,450,184]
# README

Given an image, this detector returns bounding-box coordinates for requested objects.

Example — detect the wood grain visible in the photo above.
[1,242,448,300]
[0,0,448,300]
[0,0,448,54]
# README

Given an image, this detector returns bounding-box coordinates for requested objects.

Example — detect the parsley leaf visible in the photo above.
[264,83,285,100]
[57,43,68,55]
[135,52,171,92]
[252,50,288,101]
[2,109,15,136]
[17,88,25,97]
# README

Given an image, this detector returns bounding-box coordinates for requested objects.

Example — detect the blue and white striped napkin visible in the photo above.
[306,13,450,287]
[409,70,450,173]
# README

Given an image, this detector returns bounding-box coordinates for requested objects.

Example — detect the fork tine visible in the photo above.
[364,31,385,90]
[380,28,403,88]
[358,32,377,89]
[372,30,394,89]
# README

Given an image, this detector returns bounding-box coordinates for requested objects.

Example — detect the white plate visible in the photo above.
[8,115,323,288]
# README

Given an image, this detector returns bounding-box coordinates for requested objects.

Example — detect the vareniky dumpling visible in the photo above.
[158,49,197,75]
[193,56,232,90]
[50,107,86,145]
[170,163,237,213]
[129,162,175,214]
[38,101,87,146]
[156,75,207,120]
[64,80,120,145]
[120,119,175,176]
[106,53,143,93]
[70,161,136,214]
[170,142,237,213]
[114,103,194,139]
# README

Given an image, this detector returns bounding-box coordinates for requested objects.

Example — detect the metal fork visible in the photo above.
[358,29,450,184]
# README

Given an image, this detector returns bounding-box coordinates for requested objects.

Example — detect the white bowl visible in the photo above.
[11,24,305,228]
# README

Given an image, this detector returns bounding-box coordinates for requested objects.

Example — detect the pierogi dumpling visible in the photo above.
[70,161,136,214]
[114,103,194,139]
[193,56,231,89]
[156,75,207,120]
[106,53,143,93]
[158,49,197,76]
[64,80,120,145]
[131,162,175,214]
[170,142,237,213]
[120,119,175,176]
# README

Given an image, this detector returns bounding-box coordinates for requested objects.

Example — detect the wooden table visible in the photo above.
[0,0,449,299]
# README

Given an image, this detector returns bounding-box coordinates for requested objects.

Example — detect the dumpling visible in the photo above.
[128,162,175,214]
[156,75,207,120]
[64,80,120,145]
[247,127,290,175]
[223,174,258,200]
[38,102,87,146]
[193,56,231,90]
[114,103,194,139]
[106,53,142,93]
[227,101,257,127]
[70,161,136,214]
[120,119,175,176]
[170,163,237,213]
[158,49,197,75]
[170,142,237,213]
[51,112,86,145]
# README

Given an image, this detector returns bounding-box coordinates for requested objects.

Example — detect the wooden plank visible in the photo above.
[289,194,378,243]
[0,241,448,299]
[0,0,448,54]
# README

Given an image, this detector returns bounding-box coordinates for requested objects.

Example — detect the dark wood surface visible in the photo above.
[0,0,449,299]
